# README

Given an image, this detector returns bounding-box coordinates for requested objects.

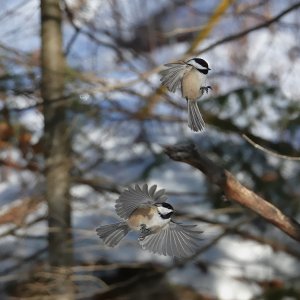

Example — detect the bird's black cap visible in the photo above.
[194,58,210,69]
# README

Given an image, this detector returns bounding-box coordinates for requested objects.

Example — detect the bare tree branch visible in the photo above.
[197,1,300,55]
[164,142,300,242]
[188,0,236,53]
[242,134,300,161]
[0,197,42,226]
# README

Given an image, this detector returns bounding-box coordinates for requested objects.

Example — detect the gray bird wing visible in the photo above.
[160,62,190,93]
[115,184,168,220]
[139,221,203,258]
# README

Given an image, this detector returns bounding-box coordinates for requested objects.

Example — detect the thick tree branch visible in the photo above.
[164,142,300,242]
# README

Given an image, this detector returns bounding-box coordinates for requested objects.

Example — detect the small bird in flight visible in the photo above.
[96,184,203,257]
[160,57,211,132]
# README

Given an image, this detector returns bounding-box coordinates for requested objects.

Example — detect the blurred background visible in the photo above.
[0,0,300,299]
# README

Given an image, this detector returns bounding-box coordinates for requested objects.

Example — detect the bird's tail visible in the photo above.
[96,222,130,247]
[187,100,205,132]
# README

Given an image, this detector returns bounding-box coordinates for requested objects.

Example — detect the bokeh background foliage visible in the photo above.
[0,0,300,299]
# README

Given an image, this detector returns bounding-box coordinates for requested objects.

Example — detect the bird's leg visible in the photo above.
[138,224,152,241]
[200,86,212,94]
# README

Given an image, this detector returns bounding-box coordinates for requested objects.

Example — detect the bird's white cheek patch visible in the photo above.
[157,206,173,215]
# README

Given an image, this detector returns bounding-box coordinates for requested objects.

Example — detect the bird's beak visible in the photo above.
[208,67,211,70]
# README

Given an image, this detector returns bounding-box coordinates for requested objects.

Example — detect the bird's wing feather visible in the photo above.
[139,221,203,257]
[160,62,190,93]
[115,184,168,220]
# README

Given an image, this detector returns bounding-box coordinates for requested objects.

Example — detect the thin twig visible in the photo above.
[242,134,300,161]
[197,1,300,55]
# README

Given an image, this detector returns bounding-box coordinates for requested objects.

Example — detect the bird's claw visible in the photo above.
[139,224,151,241]
[200,86,212,94]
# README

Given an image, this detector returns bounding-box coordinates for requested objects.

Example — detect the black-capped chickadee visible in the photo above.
[160,57,211,132]
[96,184,203,257]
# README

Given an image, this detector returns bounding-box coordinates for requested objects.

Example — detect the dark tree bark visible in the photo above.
[41,0,73,267]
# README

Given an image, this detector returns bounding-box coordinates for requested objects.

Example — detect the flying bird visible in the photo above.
[96,184,203,257]
[160,57,211,132]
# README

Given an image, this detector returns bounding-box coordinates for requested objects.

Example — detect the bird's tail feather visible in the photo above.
[187,100,205,132]
[96,222,130,247]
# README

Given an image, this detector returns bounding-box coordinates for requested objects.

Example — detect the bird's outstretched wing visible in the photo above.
[115,184,168,220]
[160,62,189,93]
[139,221,203,258]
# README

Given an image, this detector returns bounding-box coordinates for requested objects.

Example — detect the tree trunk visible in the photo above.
[41,0,73,268]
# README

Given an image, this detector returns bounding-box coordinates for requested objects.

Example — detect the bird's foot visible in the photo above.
[200,86,212,94]
[138,224,151,241]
